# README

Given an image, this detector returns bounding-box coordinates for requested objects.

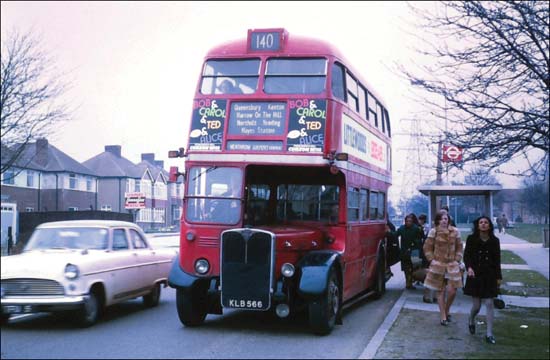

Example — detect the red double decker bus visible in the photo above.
[168,28,393,335]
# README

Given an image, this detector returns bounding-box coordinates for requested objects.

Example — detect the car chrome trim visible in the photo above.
[1,295,86,305]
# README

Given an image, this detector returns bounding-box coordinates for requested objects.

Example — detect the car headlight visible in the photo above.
[64,263,80,280]
[194,259,210,275]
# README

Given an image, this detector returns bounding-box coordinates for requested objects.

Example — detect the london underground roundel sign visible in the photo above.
[442,145,463,162]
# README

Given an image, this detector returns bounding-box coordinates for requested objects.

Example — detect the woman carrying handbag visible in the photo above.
[463,216,503,344]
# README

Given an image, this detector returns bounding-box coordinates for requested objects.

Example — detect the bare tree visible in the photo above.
[1,29,69,175]
[402,1,549,179]
[463,167,501,185]
[521,174,549,224]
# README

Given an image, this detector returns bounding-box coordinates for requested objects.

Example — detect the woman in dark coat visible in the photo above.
[463,216,502,344]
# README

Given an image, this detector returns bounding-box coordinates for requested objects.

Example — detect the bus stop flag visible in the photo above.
[442,145,463,162]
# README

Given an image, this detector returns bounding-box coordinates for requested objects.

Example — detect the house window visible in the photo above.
[2,169,15,185]
[86,177,93,191]
[26,171,34,187]
[69,174,77,189]
[135,180,141,192]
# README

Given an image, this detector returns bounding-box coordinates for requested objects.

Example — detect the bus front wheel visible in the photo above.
[176,288,207,327]
[308,267,341,335]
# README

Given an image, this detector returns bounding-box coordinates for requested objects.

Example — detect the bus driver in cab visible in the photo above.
[210,174,241,223]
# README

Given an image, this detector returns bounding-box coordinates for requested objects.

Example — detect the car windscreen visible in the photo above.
[25,227,109,251]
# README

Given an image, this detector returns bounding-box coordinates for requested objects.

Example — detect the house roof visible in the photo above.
[83,151,142,178]
[16,142,96,176]
[135,160,169,183]
[1,144,44,171]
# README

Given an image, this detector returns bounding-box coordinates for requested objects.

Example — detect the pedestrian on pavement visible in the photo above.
[496,213,508,234]
[423,211,464,326]
[387,214,423,290]
[418,214,437,303]
[463,216,502,344]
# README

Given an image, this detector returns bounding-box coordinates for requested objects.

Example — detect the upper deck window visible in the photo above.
[264,58,326,94]
[201,59,260,95]
[331,63,345,100]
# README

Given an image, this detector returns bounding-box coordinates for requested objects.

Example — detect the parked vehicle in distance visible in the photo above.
[0,220,177,327]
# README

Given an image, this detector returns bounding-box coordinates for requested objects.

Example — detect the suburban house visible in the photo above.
[1,139,98,212]
[1,140,183,234]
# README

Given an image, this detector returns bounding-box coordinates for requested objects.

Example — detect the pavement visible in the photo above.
[359,231,550,359]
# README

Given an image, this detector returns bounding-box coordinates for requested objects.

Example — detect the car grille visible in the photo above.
[1,278,65,296]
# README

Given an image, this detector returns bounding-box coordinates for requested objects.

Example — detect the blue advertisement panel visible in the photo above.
[228,102,286,136]
[287,99,326,153]
[188,99,227,151]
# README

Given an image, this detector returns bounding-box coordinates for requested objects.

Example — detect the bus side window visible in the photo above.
[331,63,345,101]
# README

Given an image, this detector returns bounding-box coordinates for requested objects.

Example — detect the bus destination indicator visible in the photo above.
[287,99,326,153]
[249,31,281,51]
[228,102,286,136]
[189,99,227,151]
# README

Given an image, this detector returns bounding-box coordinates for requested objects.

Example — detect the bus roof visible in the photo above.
[204,29,387,106]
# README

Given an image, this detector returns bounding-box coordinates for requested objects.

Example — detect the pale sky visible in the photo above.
[0,1,523,204]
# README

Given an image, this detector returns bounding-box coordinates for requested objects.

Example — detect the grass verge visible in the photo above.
[465,307,550,359]
[506,223,548,244]
[500,250,527,264]
[500,269,549,297]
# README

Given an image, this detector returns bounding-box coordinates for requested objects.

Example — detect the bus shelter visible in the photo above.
[417,185,502,224]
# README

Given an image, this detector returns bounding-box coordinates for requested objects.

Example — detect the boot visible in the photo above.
[405,272,416,289]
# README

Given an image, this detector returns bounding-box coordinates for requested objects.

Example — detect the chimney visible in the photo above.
[105,145,121,158]
[154,160,164,169]
[141,153,155,163]
[35,138,49,166]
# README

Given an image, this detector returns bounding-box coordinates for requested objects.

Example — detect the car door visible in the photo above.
[128,228,156,289]
[109,228,138,300]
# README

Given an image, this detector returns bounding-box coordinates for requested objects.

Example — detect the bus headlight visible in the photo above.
[195,259,210,275]
[186,231,196,241]
[64,264,80,280]
[281,263,295,278]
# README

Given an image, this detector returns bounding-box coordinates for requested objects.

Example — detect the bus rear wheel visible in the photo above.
[308,267,340,335]
[373,252,386,299]
[176,288,208,327]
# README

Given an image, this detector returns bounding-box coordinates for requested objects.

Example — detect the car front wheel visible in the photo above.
[76,291,100,327]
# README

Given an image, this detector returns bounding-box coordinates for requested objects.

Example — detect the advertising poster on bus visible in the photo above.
[287,99,326,153]
[226,102,286,152]
[188,99,227,151]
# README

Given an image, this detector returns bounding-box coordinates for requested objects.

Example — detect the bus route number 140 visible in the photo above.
[250,31,280,51]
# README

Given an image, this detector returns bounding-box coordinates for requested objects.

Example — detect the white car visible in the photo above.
[0,220,177,327]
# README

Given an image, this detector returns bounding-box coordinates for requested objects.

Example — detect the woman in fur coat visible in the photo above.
[423,211,464,326]
[463,216,502,344]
